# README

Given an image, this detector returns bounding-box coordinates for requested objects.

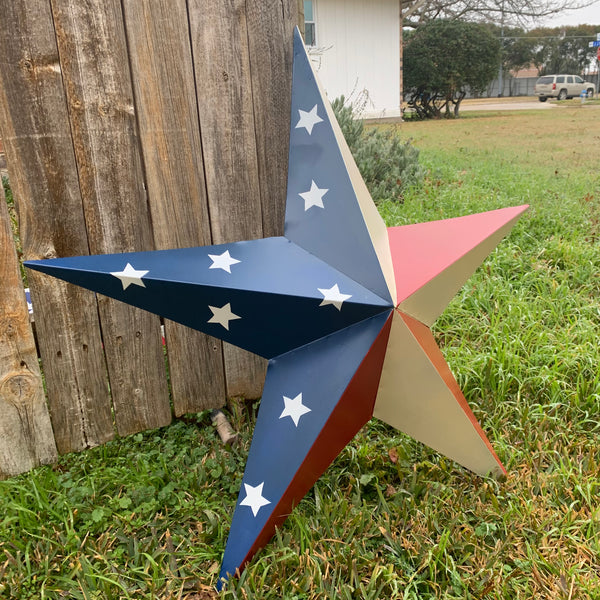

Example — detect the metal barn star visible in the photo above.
[26,29,528,588]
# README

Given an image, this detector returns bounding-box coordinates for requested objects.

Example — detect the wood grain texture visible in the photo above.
[0,179,58,477]
[246,0,297,237]
[188,0,267,398]
[0,1,299,469]
[297,0,305,36]
[122,0,226,414]
[50,0,171,435]
[0,0,113,454]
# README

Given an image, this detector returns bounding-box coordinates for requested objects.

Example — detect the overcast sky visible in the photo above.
[540,1,600,26]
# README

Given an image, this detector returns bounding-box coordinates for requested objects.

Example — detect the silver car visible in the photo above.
[534,74,596,102]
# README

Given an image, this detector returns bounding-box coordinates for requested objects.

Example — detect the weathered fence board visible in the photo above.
[50,0,171,436]
[121,0,226,415]
[0,0,114,454]
[188,0,268,398]
[246,0,297,237]
[0,181,58,477]
[0,1,300,475]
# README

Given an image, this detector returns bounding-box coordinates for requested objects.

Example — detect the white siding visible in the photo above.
[310,0,400,117]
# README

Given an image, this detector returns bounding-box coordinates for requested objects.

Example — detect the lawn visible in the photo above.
[1,105,599,599]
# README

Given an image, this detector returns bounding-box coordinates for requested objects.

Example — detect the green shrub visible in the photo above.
[2,175,12,206]
[331,96,424,202]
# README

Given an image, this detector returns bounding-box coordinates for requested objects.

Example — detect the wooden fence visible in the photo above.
[0,0,302,478]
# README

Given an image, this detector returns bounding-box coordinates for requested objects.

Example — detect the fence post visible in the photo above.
[0,0,115,454]
[50,0,172,436]
[0,179,58,477]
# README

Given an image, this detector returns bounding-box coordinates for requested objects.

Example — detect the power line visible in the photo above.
[500,35,597,40]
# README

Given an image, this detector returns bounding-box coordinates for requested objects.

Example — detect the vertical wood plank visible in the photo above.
[0,0,114,454]
[121,0,226,415]
[50,0,171,435]
[188,0,267,398]
[297,0,306,43]
[246,0,298,237]
[0,179,58,477]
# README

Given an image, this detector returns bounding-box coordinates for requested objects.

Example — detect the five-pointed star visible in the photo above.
[299,180,328,211]
[23,28,529,591]
[110,263,149,290]
[209,250,241,273]
[207,303,241,330]
[279,393,311,427]
[240,482,271,517]
[318,284,352,310]
[295,104,323,134]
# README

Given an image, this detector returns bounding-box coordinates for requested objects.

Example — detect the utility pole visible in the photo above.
[497,0,505,97]
[399,0,403,117]
[399,0,428,117]
[597,33,600,95]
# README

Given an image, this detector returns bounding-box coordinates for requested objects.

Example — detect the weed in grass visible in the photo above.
[2,174,28,284]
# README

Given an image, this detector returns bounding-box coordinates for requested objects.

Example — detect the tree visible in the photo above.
[486,25,535,72]
[398,0,596,106]
[404,20,501,118]
[527,25,600,75]
[484,24,537,96]
[401,0,596,28]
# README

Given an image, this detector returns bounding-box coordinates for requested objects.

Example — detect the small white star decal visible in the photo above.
[318,284,352,311]
[208,303,241,330]
[110,263,149,290]
[240,482,271,517]
[208,250,241,273]
[295,104,323,135]
[299,181,328,211]
[279,393,311,427]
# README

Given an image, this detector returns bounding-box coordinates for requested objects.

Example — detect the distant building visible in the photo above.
[304,0,401,118]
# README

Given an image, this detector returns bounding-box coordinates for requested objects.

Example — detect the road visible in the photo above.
[365,97,560,120]
[460,99,556,111]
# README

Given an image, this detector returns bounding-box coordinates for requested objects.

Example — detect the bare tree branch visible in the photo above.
[401,0,598,27]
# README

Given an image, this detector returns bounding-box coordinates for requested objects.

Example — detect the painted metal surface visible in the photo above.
[373,310,505,477]
[25,28,528,588]
[390,206,528,325]
[26,237,390,359]
[285,30,392,303]
[220,310,393,581]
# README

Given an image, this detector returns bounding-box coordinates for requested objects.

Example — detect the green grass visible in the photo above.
[2,106,599,599]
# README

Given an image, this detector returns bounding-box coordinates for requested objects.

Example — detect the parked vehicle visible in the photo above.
[534,74,596,102]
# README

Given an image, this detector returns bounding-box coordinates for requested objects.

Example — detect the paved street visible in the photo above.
[460,99,556,111]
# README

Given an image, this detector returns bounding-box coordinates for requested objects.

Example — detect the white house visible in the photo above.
[304,0,401,118]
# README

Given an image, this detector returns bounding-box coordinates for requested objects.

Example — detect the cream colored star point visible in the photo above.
[299,180,328,211]
[209,250,241,273]
[240,482,271,517]
[208,303,241,330]
[279,393,311,427]
[318,284,352,310]
[295,104,323,134]
[110,263,149,290]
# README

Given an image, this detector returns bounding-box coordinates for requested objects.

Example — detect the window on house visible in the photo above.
[304,0,316,46]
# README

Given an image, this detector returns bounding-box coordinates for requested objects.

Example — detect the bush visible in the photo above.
[331,96,424,202]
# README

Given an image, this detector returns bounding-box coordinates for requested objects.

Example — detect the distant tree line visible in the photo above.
[404,20,501,118]
[401,0,595,29]
[493,24,600,77]
[403,21,600,119]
